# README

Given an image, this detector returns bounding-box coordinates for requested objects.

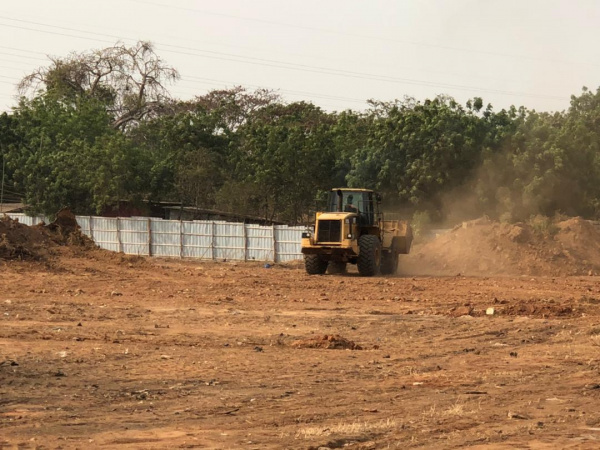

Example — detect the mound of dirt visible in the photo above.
[404,217,600,277]
[291,335,362,350]
[46,208,97,249]
[0,216,50,260]
[0,209,96,261]
[502,302,575,318]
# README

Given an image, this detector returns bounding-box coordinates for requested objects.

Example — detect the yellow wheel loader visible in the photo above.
[301,188,413,276]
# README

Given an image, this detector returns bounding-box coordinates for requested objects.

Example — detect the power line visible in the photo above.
[0,50,47,61]
[178,76,368,104]
[0,17,567,102]
[0,188,25,197]
[0,50,369,105]
[0,45,47,55]
[0,57,364,109]
[123,0,600,70]
[0,75,20,81]
[0,65,32,72]
[0,18,530,88]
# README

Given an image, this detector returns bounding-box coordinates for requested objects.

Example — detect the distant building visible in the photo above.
[163,206,285,225]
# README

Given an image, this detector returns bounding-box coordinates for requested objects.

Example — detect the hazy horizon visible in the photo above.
[1,0,599,113]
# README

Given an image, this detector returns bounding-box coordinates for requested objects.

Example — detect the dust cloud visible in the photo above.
[395,149,600,277]
[402,216,600,277]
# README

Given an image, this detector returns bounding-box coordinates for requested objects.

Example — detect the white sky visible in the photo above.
[1,0,599,113]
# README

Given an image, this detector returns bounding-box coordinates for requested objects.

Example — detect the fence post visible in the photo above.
[272,225,277,263]
[147,218,152,257]
[89,216,94,243]
[242,222,247,262]
[116,217,123,253]
[211,221,216,260]
[179,220,184,259]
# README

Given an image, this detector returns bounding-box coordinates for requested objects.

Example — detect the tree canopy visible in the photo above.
[3,42,600,224]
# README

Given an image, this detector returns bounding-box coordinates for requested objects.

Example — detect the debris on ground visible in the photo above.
[290,334,362,350]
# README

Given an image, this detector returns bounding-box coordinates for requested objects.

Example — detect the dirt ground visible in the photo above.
[3,216,600,449]
[2,252,600,449]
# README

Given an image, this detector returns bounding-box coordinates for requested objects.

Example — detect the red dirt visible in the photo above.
[0,209,95,261]
[3,218,600,448]
[405,216,600,277]
[291,334,363,350]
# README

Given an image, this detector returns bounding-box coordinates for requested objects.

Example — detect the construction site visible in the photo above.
[2,213,600,449]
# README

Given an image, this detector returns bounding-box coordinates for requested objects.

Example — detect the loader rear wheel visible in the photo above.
[304,255,328,275]
[381,252,398,275]
[357,235,381,276]
[327,261,347,275]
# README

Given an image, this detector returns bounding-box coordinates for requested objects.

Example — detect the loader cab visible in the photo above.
[327,189,380,226]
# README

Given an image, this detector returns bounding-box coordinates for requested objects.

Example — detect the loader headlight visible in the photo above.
[347,233,352,239]
[302,231,312,238]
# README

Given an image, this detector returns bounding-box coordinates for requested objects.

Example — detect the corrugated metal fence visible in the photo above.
[7,214,304,262]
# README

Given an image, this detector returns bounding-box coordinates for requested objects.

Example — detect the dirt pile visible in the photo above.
[0,209,96,261]
[46,208,97,249]
[291,335,362,350]
[404,216,600,277]
[0,216,50,260]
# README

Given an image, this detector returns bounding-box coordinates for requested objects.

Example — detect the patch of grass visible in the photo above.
[295,418,397,438]
[528,215,559,238]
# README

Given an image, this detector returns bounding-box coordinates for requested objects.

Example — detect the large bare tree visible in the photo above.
[19,41,179,130]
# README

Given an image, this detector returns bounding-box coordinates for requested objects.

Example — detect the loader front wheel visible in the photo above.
[304,255,328,275]
[357,235,381,276]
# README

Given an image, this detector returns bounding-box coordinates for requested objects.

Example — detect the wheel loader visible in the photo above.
[301,188,413,276]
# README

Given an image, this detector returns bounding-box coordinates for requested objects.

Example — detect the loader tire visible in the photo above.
[304,254,328,275]
[328,261,347,275]
[357,235,381,276]
[380,252,398,275]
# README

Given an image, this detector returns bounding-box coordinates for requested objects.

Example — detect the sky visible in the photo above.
[1,0,600,114]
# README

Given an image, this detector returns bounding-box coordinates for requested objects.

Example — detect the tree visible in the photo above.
[19,41,179,130]
[230,101,337,223]
[127,101,232,207]
[0,113,19,204]
[194,86,280,132]
[6,94,147,215]
[347,96,490,211]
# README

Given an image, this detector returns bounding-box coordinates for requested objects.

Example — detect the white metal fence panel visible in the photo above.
[89,217,120,252]
[246,225,274,261]
[182,221,213,259]
[6,213,49,226]
[150,219,181,257]
[275,226,304,262]
[6,212,305,262]
[120,217,150,255]
[214,222,245,261]
[76,216,91,237]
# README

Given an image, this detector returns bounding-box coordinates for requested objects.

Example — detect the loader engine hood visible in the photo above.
[313,212,357,244]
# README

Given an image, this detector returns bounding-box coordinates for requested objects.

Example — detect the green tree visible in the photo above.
[0,112,19,204]
[348,96,490,210]
[6,93,145,215]
[128,102,232,208]
[230,101,337,223]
